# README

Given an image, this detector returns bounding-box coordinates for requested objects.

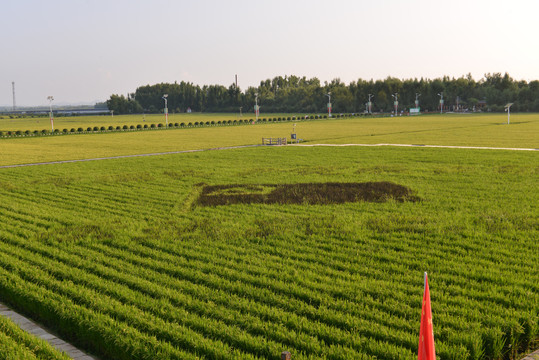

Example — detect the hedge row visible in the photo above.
[0,113,360,138]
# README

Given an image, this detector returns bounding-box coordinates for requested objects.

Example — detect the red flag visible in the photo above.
[418,272,436,360]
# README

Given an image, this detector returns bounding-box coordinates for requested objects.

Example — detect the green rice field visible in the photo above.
[0,113,537,359]
[0,113,538,166]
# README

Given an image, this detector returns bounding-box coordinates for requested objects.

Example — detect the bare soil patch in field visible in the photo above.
[197,181,420,206]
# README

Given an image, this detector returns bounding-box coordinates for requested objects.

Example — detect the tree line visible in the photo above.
[106,73,539,114]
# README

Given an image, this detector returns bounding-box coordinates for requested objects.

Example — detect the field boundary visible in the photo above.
[0,145,262,169]
[1,142,537,169]
[292,143,539,151]
[0,302,97,359]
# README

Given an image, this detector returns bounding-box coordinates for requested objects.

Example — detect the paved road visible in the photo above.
[0,302,97,359]
[292,143,539,151]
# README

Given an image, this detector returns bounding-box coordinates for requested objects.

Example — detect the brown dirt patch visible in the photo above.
[197,181,420,206]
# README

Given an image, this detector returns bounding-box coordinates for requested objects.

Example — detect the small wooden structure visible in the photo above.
[262,137,287,145]
[281,351,291,360]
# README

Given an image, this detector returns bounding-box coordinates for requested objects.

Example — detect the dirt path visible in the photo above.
[0,144,261,169]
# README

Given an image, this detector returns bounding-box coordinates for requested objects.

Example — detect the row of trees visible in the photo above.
[107,73,539,114]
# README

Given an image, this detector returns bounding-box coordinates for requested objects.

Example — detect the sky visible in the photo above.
[1,0,539,106]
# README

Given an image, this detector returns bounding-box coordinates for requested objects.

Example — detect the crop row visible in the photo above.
[0,314,71,360]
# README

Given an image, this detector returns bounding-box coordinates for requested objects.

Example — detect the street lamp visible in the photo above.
[504,103,513,124]
[391,93,398,116]
[325,92,332,117]
[254,93,259,122]
[162,94,168,127]
[437,92,444,114]
[415,93,421,108]
[368,94,374,114]
[47,96,54,132]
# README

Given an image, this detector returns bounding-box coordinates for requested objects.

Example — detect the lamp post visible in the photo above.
[415,93,421,108]
[391,93,398,116]
[505,103,513,124]
[254,93,259,122]
[368,94,373,114]
[47,96,54,132]
[162,94,168,127]
[438,92,444,114]
[325,92,332,117]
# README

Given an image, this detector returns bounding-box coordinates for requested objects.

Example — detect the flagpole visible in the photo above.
[424,271,427,289]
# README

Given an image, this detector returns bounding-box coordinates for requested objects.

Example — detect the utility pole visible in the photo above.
[162,94,168,127]
[392,93,398,116]
[438,92,444,114]
[47,96,54,132]
[368,94,373,114]
[254,93,259,122]
[12,82,16,111]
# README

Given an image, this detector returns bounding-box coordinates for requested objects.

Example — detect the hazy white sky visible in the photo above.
[2,0,539,106]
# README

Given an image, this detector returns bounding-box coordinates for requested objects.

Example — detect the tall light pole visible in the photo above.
[391,93,398,116]
[415,93,421,108]
[47,96,54,132]
[438,92,444,114]
[368,94,373,114]
[325,92,332,117]
[254,93,259,122]
[505,103,513,124]
[162,94,168,127]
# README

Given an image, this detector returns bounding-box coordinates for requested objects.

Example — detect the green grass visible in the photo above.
[0,145,537,359]
[0,113,538,166]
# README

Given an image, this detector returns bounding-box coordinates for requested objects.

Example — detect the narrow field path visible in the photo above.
[292,143,539,151]
[0,302,98,360]
[0,144,261,169]
[0,143,536,169]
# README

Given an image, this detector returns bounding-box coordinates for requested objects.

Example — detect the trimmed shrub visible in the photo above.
[205,121,210,126]
[217,121,222,125]
[33,130,39,135]
[174,123,179,127]
[157,123,164,128]
[150,124,156,128]
[130,125,135,129]
[92,126,98,131]
[122,125,128,129]
[143,124,148,129]
[136,124,142,129]
[194,122,199,126]
[188,122,193,126]
[116,126,121,130]
[63,129,68,133]
[323,115,327,118]
[53,129,60,133]
[0,131,4,136]
[16,130,22,135]
[211,121,215,125]
[100,126,106,131]
[227,120,232,124]
[42,129,48,134]
[25,130,31,135]
[70,128,76,133]
[108,126,114,130]
[180,122,185,127]
[77,127,83,132]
